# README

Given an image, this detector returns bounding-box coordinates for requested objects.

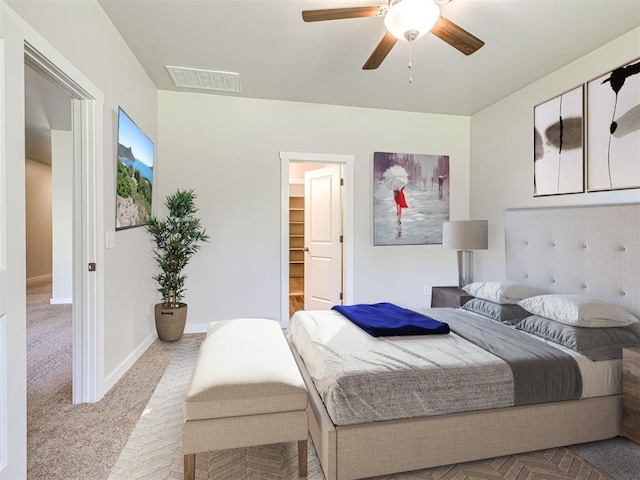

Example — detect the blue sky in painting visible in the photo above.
[118,108,154,168]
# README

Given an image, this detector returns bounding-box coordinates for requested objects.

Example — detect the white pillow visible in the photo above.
[518,294,640,328]
[462,281,544,305]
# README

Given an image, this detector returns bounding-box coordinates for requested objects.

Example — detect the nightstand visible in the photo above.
[431,286,473,308]
[623,347,640,444]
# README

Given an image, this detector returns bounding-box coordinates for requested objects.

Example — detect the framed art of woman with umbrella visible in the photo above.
[383,165,409,224]
[373,151,450,246]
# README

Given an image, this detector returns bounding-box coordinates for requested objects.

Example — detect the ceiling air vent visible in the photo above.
[165,65,241,93]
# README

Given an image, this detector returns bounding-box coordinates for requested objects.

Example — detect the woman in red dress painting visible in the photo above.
[393,186,408,225]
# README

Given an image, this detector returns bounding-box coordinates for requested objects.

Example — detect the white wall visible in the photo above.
[51,130,73,304]
[158,92,470,327]
[470,27,640,281]
[24,158,52,280]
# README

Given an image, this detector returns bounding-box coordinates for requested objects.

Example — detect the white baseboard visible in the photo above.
[102,332,157,395]
[49,297,72,305]
[26,274,52,286]
[184,323,209,334]
[0,314,8,467]
[184,319,286,333]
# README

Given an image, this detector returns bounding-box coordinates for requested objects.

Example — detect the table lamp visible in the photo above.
[442,220,488,289]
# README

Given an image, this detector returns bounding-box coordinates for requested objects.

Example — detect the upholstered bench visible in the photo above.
[183,318,308,480]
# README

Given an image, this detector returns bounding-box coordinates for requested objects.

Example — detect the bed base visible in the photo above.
[290,344,622,480]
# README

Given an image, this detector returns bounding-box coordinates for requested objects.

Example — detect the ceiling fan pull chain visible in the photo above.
[408,37,414,84]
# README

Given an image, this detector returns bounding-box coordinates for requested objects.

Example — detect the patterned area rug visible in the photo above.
[109,341,614,480]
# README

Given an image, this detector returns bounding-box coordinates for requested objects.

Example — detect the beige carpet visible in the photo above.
[26,278,203,480]
[109,340,615,480]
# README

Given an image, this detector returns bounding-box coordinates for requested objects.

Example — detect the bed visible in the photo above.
[287,204,640,480]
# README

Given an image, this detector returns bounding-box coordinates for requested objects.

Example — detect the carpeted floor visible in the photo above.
[572,437,640,480]
[26,279,202,480]
[108,340,620,480]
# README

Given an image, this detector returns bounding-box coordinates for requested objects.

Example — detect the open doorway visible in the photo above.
[24,41,104,404]
[279,152,355,326]
[24,60,75,406]
[24,63,74,304]
[289,162,336,317]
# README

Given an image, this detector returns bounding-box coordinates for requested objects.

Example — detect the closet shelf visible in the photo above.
[289,195,305,279]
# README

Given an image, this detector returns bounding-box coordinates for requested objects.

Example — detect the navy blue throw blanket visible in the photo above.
[332,302,450,337]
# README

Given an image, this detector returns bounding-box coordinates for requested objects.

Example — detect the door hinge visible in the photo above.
[340,235,343,243]
[340,178,344,186]
[88,262,96,272]
[339,292,343,301]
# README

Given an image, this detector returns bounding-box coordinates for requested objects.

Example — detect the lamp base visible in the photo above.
[456,250,474,289]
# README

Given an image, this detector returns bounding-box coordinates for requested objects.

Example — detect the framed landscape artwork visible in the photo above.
[533,85,584,196]
[586,57,640,192]
[373,151,450,246]
[116,107,154,230]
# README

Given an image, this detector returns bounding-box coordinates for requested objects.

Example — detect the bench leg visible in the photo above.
[184,453,196,480]
[298,440,308,477]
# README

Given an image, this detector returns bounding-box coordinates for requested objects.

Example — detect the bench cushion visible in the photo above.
[184,318,307,421]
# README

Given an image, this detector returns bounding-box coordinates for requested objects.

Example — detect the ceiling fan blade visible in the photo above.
[363,32,398,70]
[430,17,484,55]
[302,6,384,22]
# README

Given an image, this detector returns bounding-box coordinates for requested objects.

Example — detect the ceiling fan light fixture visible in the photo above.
[384,0,440,42]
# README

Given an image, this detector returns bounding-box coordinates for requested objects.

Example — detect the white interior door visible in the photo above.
[304,165,343,310]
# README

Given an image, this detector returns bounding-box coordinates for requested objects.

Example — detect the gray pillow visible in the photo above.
[516,315,640,361]
[462,298,530,324]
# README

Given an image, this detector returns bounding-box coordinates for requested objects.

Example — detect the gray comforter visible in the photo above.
[288,308,582,426]
[425,308,582,405]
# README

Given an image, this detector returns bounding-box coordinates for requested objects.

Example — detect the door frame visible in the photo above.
[279,152,354,326]
[23,39,104,404]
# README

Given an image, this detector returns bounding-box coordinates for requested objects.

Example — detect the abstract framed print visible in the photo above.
[586,57,640,192]
[533,85,584,196]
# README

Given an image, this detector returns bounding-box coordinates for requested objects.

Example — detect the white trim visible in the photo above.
[8,3,106,403]
[103,333,156,394]
[0,314,7,472]
[184,323,211,334]
[49,297,72,305]
[279,152,355,326]
[0,41,5,471]
[0,37,6,277]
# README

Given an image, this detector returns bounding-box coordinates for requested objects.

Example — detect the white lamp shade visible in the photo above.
[384,0,440,42]
[442,220,488,250]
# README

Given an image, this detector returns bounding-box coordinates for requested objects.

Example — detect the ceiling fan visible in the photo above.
[302,0,484,70]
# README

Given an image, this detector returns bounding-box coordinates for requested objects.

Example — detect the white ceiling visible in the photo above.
[96,0,640,115]
[24,0,640,164]
[25,65,72,165]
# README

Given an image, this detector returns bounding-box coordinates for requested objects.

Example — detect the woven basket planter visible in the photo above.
[154,303,188,342]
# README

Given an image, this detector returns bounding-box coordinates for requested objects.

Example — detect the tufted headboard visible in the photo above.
[505,204,640,319]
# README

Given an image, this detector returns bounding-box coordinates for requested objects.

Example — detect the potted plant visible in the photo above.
[146,189,209,341]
